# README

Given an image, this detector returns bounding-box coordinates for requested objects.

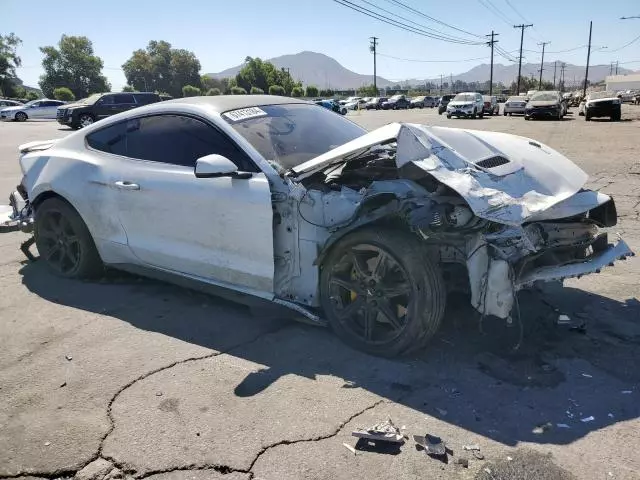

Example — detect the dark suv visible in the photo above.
[57,92,161,129]
[438,94,456,115]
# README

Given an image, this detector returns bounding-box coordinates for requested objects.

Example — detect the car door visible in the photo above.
[27,101,45,118]
[104,114,275,294]
[41,100,63,118]
[112,93,137,114]
[94,95,116,119]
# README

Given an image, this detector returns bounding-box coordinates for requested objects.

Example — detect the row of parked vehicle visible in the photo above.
[0,92,167,129]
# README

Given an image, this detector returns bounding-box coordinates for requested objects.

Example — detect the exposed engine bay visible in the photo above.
[277,122,633,321]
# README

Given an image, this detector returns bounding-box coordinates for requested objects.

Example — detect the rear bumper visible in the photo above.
[586,105,620,118]
[0,190,33,233]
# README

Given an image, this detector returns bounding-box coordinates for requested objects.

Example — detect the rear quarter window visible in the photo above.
[86,122,127,156]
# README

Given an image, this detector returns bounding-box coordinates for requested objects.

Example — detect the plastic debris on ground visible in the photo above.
[352,418,404,443]
[532,422,553,434]
[557,314,571,325]
[65,354,73,361]
[342,443,357,455]
[556,423,570,428]
[581,416,595,422]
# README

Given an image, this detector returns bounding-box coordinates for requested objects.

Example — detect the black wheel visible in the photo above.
[446,113,452,119]
[15,112,28,122]
[320,228,446,357]
[585,113,591,121]
[478,111,484,118]
[524,115,530,121]
[34,198,103,278]
[503,111,507,116]
[472,108,477,119]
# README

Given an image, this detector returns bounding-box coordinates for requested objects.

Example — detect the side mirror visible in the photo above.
[195,154,250,179]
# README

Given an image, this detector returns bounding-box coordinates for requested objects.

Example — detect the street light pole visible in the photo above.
[583,21,592,98]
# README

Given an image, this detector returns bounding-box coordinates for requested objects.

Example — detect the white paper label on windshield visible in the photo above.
[223,106,267,122]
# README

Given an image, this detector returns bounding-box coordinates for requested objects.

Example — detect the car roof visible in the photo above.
[160,95,310,113]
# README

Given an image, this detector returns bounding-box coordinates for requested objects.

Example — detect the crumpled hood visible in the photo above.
[291,122,590,226]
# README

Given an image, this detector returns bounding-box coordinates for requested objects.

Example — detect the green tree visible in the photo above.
[357,84,378,96]
[0,33,22,97]
[39,35,110,99]
[319,88,334,97]
[250,86,264,94]
[290,86,304,97]
[234,57,301,95]
[206,88,221,96]
[230,86,247,95]
[122,85,135,92]
[201,75,228,93]
[25,91,39,101]
[122,40,201,98]
[268,85,285,96]
[14,86,26,98]
[53,87,75,101]
[182,85,201,97]
[305,85,319,98]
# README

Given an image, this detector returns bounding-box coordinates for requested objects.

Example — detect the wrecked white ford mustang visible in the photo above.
[0,96,633,356]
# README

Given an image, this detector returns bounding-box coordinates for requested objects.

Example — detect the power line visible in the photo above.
[477,0,513,27]
[333,0,483,45]
[382,0,484,39]
[357,0,484,43]
[606,33,640,53]
[504,0,544,42]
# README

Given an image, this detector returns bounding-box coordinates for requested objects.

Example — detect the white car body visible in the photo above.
[446,92,484,117]
[0,99,66,121]
[0,99,23,109]
[1,96,632,353]
[503,96,527,115]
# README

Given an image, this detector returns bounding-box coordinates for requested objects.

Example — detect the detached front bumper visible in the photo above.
[0,190,33,233]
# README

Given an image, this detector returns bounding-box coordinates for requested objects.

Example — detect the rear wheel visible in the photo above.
[34,198,103,279]
[320,228,446,357]
[15,112,27,122]
[503,111,507,116]
[585,113,591,121]
[472,108,477,119]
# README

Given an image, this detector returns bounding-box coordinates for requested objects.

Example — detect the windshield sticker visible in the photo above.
[223,107,267,122]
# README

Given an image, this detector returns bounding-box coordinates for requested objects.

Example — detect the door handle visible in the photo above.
[114,181,140,191]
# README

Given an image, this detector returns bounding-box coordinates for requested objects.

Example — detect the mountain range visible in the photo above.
[208,51,634,89]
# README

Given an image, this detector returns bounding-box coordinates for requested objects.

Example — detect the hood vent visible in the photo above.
[475,156,510,169]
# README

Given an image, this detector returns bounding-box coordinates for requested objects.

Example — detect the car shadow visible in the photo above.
[18,261,640,448]
[589,118,634,123]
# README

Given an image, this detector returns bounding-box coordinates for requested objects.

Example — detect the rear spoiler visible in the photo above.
[19,139,57,154]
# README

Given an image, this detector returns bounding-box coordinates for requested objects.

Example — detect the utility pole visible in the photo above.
[450,73,453,93]
[486,31,499,95]
[369,37,378,93]
[560,63,566,92]
[439,74,443,95]
[553,61,557,89]
[538,42,550,89]
[513,23,533,95]
[583,20,592,98]
[616,60,619,75]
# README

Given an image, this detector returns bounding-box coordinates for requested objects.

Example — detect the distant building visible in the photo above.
[605,74,640,91]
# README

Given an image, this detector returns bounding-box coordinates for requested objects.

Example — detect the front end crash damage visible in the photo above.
[287,122,634,320]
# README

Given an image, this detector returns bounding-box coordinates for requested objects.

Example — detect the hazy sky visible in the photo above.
[4,0,640,90]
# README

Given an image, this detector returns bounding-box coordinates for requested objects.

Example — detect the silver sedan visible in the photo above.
[503,96,527,116]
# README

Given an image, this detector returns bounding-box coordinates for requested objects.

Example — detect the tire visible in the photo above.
[503,111,507,116]
[320,227,446,357]
[446,113,452,119]
[585,113,591,121]
[34,197,103,279]
[478,111,484,118]
[509,113,512,116]
[472,108,477,119]
[612,111,621,121]
[15,111,28,122]
[78,114,95,128]
[524,115,530,120]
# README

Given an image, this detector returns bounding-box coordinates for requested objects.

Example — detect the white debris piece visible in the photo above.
[342,443,357,455]
[581,416,595,422]
[557,314,572,324]
[556,423,571,428]
[352,418,404,443]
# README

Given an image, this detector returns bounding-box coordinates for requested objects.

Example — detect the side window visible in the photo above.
[114,94,135,104]
[133,94,158,105]
[124,115,257,171]
[86,122,127,156]
[98,95,114,105]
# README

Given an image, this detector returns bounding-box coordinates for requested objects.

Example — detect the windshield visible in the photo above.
[390,95,403,100]
[413,96,425,101]
[589,91,616,100]
[453,93,475,102]
[530,91,559,102]
[507,96,523,102]
[77,93,103,105]
[224,104,366,171]
[24,100,39,106]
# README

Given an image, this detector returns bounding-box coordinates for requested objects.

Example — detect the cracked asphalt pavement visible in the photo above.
[1,106,639,480]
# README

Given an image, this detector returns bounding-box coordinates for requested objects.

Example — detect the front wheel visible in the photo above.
[15,112,28,122]
[446,113,452,119]
[78,114,95,128]
[34,198,103,278]
[503,111,507,116]
[320,228,446,357]
[478,111,484,118]
[472,108,477,119]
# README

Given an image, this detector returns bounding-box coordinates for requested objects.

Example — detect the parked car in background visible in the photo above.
[314,99,343,115]
[584,91,622,121]
[503,96,527,116]
[344,98,368,111]
[482,95,500,115]
[381,94,410,110]
[0,99,65,121]
[437,94,456,114]
[410,96,436,108]
[57,92,161,129]
[524,91,564,120]
[365,97,388,110]
[446,92,484,118]
[617,90,636,103]
[0,99,23,109]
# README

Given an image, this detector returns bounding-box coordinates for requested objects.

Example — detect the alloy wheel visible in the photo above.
[79,115,94,128]
[37,209,82,275]
[326,244,413,345]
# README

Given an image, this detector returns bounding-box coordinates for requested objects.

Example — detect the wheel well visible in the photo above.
[31,191,71,211]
